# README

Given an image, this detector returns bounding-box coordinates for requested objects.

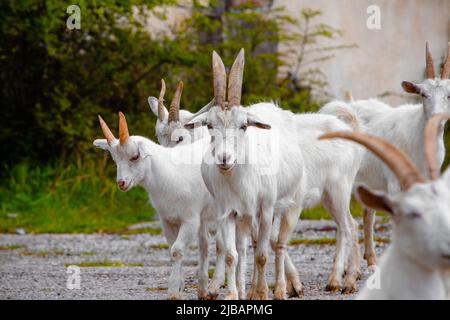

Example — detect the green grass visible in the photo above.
[0,244,27,250]
[124,227,162,235]
[149,243,170,250]
[65,261,144,267]
[289,238,336,246]
[0,160,389,234]
[0,161,155,233]
[289,236,391,246]
[301,200,363,220]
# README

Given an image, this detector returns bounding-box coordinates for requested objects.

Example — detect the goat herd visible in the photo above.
[93,42,450,300]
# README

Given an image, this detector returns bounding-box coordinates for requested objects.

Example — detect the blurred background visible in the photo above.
[1,0,449,234]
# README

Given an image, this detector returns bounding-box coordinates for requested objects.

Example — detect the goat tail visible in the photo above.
[335,106,360,131]
[319,100,360,131]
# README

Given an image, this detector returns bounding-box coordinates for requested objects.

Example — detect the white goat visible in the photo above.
[186,49,364,299]
[147,79,212,147]
[93,108,219,299]
[321,114,450,299]
[147,80,227,297]
[320,42,450,267]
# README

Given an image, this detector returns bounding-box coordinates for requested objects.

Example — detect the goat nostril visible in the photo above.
[117,180,125,188]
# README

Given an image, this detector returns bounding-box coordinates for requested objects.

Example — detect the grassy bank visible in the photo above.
[0,159,155,234]
[0,160,366,234]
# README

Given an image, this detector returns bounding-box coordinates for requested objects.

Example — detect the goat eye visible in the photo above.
[421,93,428,98]
[130,155,139,162]
[407,212,422,220]
[240,124,247,132]
[207,124,213,130]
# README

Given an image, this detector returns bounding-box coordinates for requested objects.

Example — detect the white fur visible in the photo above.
[148,96,228,297]
[320,77,450,266]
[93,134,219,299]
[188,102,364,299]
[357,168,450,299]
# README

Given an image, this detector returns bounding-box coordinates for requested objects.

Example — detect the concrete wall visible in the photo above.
[147,0,450,105]
[274,0,450,105]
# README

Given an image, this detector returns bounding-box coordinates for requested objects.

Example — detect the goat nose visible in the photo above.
[222,153,231,164]
[117,180,125,188]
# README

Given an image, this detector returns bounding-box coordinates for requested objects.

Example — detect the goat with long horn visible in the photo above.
[320,116,450,300]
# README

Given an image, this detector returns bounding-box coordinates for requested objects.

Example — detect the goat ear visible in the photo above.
[401,81,420,94]
[184,113,208,129]
[93,139,110,151]
[356,184,394,215]
[247,112,271,130]
[148,96,167,119]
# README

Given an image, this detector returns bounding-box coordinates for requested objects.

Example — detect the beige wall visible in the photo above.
[147,0,450,105]
[274,0,450,105]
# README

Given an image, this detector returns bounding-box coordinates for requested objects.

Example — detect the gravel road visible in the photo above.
[0,219,390,300]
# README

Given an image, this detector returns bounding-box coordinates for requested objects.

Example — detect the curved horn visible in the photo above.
[158,79,166,121]
[319,131,426,190]
[227,48,245,110]
[190,98,215,119]
[441,42,450,79]
[98,115,116,145]
[425,42,435,79]
[212,51,227,110]
[118,112,129,145]
[168,81,183,123]
[424,114,450,180]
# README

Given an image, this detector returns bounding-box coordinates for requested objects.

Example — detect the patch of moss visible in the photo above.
[0,245,27,250]
[124,227,162,235]
[65,261,144,267]
[289,238,336,246]
[19,249,65,257]
[149,244,169,250]
[146,287,166,292]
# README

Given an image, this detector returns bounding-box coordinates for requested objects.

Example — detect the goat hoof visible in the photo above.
[254,289,269,300]
[325,284,341,293]
[206,291,219,300]
[341,285,356,294]
[224,292,239,300]
[198,291,208,300]
[287,284,304,298]
[273,287,286,300]
[168,293,183,300]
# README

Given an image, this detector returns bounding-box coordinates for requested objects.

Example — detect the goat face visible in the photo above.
[94,138,148,192]
[402,79,450,119]
[93,113,150,192]
[402,42,450,120]
[148,96,190,147]
[357,171,450,270]
[187,105,271,175]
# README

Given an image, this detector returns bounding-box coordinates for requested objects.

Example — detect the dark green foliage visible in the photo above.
[0,1,371,233]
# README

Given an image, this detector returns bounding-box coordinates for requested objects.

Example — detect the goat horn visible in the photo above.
[441,42,450,79]
[424,114,450,180]
[227,48,245,110]
[158,79,166,121]
[319,131,426,190]
[191,98,215,119]
[168,81,183,123]
[118,112,130,145]
[345,90,354,102]
[425,42,436,79]
[212,51,227,110]
[98,115,116,145]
